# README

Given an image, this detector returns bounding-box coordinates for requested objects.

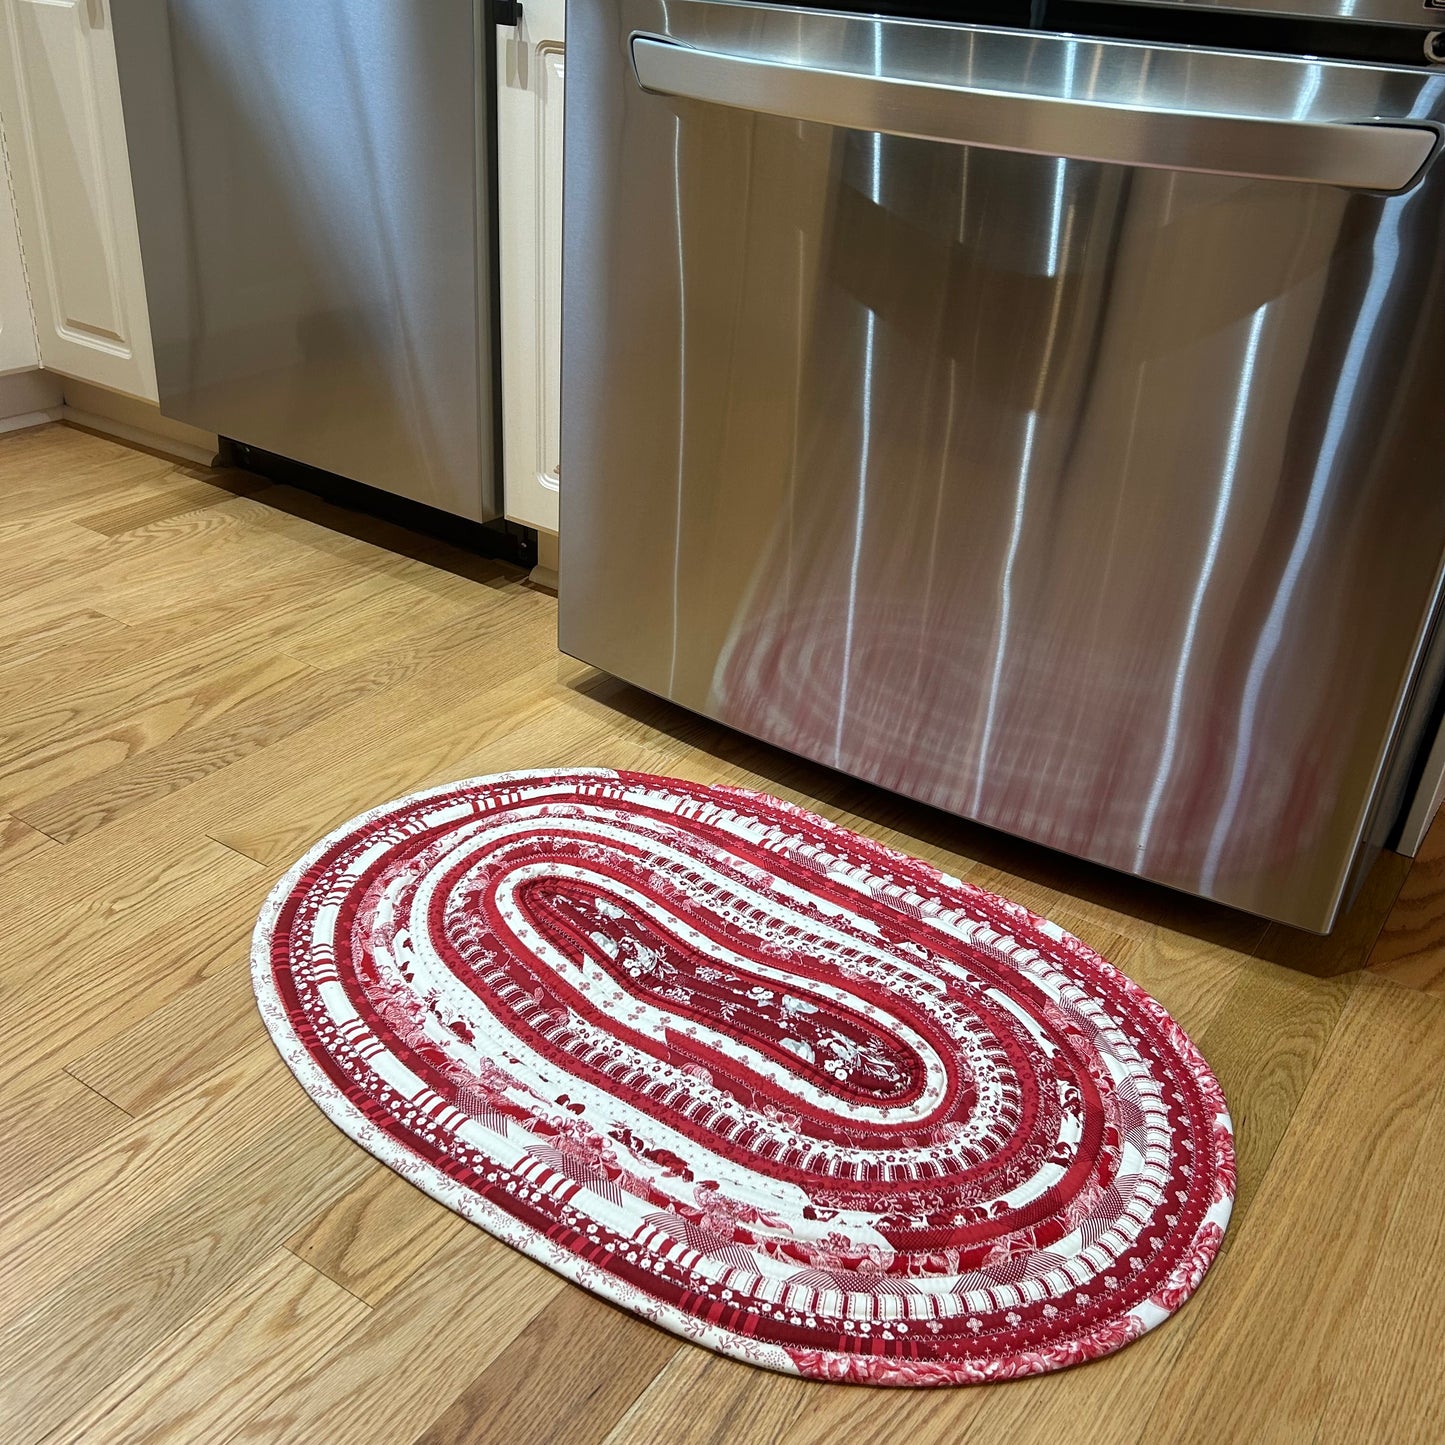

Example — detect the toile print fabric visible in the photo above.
[252,769,1234,1385]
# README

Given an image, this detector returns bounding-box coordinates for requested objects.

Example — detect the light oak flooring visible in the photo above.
[2,422,1444,1445]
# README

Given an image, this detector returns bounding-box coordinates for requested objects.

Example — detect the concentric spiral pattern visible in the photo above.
[253,769,1234,1385]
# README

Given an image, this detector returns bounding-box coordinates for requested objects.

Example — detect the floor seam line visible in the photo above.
[60,1064,137,1121]
[205,832,269,868]
[279,1243,376,1314]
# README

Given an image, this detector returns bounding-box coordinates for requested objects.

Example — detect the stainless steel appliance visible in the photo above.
[112,0,497,521]
[560,0,1445,932]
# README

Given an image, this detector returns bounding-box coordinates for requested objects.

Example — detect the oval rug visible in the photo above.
[252,768,1234,1386]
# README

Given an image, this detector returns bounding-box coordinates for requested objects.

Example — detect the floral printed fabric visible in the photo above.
[253,769,1233,1385]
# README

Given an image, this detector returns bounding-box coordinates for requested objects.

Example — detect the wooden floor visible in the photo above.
[2,423,1444,1445]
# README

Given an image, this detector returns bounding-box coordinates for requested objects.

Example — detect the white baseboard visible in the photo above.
[59,406,217,467]
[0,405,61,435]
[58,378,218,467]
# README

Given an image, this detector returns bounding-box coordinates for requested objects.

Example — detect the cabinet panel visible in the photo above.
[498,0,564,534]
[0,0,155,398]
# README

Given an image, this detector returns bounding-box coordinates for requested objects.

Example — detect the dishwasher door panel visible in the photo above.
[560,0,1445,931]
[112,0,496,521]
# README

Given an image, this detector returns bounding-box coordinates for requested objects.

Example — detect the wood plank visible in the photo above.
[9,593,557,885]
[195,669,710,903]
[415,1287,680,1445]
[0,427,199,526]
[0,829,262,995]
[0,610,280,741]
[1368,806,1445,994]
[0,813,56,874]
[780,1368,989,1445]
[285,1163,470,1307]
[0,866,269,1098]
[599,1349,817,1445]
[72,474,513,663]
[0,504,246,631]
[6,542,462,688]
[0,1070,131,1208]
[0,1047,288,1328]
[43,1249,370,1445]
[0,828,262,1037]
[0,649,313,817]
[11,502,366,634]
[0,1058,375,1444]
[71,469,261,538]
[1315,1076,1445,1444]
[206,653,587,869]
[1015,895,1253,1044]
[0,513,108,567]
[266,571,473,672]
[0,605,121,662]
[1186,958,1355,1228]
[1141,976,1445,1445]
[16,597,545,845]
[232,1232,564,1444]
[81,505,361,625]
[66,956,265,1117]
[0,526,113,628]
[0,586,284,700]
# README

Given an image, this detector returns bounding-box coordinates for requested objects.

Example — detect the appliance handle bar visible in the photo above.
[630,35,1437,192]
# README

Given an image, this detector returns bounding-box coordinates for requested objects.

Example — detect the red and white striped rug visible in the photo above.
[253,769,1233,1385]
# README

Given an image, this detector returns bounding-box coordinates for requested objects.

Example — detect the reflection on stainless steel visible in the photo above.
[112,0,495,521]
[1085,0,1443,31]
[1135,302,1268,869]
[561,0,1445,932]
[631,36,1438,191]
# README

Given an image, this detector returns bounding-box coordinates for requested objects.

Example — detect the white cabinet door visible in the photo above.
[0,108,36,375]
[497,0,563,535]
[0,0,156,400]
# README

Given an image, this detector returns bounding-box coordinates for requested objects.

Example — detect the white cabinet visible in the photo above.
[497,0,564,536]
[0,0,156,400]
[0,106,36,375]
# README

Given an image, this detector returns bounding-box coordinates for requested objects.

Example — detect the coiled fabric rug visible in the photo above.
[252,768,1233,1385]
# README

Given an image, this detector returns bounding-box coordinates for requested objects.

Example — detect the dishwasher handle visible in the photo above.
[630,35,1438,193]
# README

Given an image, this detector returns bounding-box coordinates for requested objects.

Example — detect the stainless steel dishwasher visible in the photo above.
[112,0,498,523]
[559,0,1445,932]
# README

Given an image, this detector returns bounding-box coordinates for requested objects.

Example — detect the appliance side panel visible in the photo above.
[112,0,496,521]
[560,0,1445,931]
[559,0,626,638]
[1397,717,1445,856]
